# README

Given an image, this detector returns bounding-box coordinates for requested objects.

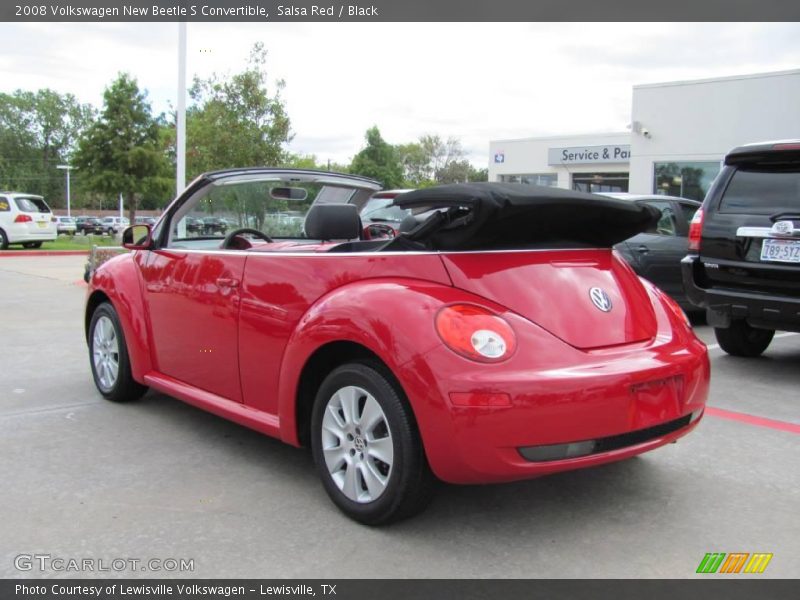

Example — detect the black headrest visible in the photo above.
[304,203,362,240]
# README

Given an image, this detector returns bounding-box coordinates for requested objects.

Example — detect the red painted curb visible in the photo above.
[0,250,90,257]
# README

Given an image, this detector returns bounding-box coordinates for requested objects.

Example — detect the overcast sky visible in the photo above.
[2,22,800,166]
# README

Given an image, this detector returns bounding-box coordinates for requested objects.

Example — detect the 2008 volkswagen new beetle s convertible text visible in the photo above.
[84,169,710,525]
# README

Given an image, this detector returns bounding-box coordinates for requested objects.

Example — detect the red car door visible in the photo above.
[137,249,246,402]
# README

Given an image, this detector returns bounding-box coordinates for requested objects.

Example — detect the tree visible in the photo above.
[0,89,94,205]
[73,74,171,221]
[435,160,488,184]
[350,126,404,188]
[184,43,292,180]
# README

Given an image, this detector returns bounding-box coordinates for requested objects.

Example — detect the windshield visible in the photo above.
[360,198,412,223]
[168,172,378,244]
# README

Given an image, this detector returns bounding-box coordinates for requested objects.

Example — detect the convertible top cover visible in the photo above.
[392,182,660,250]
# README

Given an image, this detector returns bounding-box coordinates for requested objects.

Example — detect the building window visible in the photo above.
[571,172,629,193]
[498,173,558,187]
[653,161,720,201]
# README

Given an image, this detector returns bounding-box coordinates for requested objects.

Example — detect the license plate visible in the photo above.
[37,221,47,228]
[761,239,800,263]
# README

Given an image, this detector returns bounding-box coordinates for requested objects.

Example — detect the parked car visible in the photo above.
[135,216,157,226]
[202,216,228,235]
[683,139,800,356]
[85,172,709,525]
[75,216,104,235]
[602,193,701,312]
[101,216,130,235]
[185,216,203,235]
[54,215,77,235]
[0,192,57,249]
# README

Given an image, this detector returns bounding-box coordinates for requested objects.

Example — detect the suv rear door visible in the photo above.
[700,151,800,296]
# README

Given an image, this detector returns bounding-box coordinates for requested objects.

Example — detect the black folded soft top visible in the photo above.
[390,182,660,251]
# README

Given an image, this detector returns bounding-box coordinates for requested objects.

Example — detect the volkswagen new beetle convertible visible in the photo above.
[85,169,709,525]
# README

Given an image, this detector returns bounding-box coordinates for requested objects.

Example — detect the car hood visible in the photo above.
[392,182,659,251]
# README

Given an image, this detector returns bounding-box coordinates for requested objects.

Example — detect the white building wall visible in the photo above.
[488,132,630,187]
[629,69,800,194]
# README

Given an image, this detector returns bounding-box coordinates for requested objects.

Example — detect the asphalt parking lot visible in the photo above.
[0,254,798,579]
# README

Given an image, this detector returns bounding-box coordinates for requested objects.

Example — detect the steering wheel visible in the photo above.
[221,228,274,249]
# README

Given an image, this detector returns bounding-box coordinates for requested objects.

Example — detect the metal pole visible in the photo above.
[65,167,70,217]
[177,21,187,194]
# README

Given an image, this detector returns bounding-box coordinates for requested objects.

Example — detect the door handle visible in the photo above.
[636,245,650,254]
[216,277,240,289]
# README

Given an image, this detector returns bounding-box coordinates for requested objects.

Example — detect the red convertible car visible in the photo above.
[85,169,709,525]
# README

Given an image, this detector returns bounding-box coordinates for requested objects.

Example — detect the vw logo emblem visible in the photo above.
[589,287,612,312]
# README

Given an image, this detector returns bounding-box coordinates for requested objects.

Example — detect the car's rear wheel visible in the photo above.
[88,302,147,402]
[0,229,8,250]
[714,320,774,357]
[311,362,434,525]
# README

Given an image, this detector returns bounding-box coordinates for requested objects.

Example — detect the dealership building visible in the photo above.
[488,69,800,201]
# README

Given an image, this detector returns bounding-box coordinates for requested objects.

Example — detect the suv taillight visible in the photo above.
[14,214,32,223]
[688,208,704,252]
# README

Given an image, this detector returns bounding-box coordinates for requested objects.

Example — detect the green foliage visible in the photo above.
[436,160,488,184]
[395,134,471,187]
[184,43,292,178]
[350,126,404,188]
[73,73,171,220]
[0,89,94,205]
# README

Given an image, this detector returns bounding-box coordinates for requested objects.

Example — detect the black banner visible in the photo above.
[2,580,799,600]
[3,0,800,22]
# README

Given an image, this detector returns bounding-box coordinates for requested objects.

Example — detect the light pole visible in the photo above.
[56,165,75,217]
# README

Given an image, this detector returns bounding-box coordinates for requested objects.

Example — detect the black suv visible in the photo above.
[682,140,800,356]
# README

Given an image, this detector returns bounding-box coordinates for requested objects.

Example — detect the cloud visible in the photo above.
[1,22,799,168]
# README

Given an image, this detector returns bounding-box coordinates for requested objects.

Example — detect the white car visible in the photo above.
[0,193,57,249]
[55,216,77,235]
[101,216,130,235]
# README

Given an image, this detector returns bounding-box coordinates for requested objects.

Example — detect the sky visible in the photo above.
[2,22,800,167]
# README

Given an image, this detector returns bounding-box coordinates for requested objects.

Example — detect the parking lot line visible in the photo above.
[705,406,800,435]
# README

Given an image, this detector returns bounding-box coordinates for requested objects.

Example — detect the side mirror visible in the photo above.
[363,223,397,240]
[122,224,152,250]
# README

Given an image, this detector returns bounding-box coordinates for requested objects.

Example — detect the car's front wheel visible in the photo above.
[714,320,775,357]
[311,362,434,525]
[88,302,147,402]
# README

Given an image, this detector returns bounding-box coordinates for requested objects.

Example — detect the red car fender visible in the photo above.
[86,252,153,382]
[276,278,462,447]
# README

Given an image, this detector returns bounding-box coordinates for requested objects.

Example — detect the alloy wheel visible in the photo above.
[320,385,394,503]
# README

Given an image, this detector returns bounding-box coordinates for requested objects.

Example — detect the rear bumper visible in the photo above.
[402,305,710,484]
[682,254,800,331]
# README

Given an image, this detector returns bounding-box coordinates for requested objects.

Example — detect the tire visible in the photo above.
[0,229,8,250]
[714,320,775,357]
[311,362,435,525]
[88,302,147,402]
[22,242,42,249]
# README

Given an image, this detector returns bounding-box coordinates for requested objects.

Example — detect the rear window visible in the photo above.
[719,166,800,214]
[14,197,51,213]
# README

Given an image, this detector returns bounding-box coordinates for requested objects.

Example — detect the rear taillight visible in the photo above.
[435,304,517,363]
[14,214,32,223]
[772,142,800,151]
[51,216,57,222]
[688,208,704,252]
